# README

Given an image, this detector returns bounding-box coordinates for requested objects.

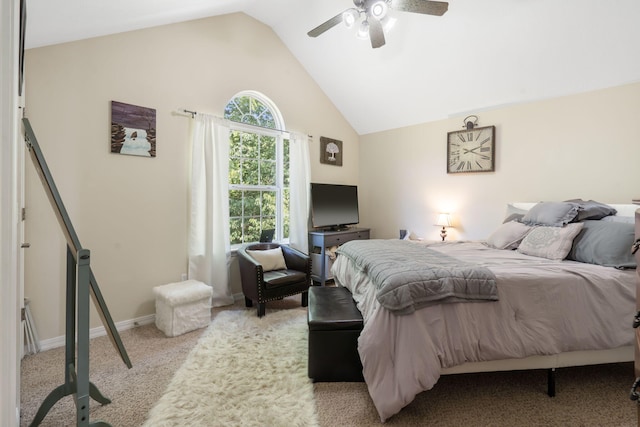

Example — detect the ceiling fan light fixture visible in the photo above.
[357,20,370,40]
[369,1,388,20]
[342,8,359,29]
[306,0,448,48]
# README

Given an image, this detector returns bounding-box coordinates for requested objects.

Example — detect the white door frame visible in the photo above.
[1,0,21,424]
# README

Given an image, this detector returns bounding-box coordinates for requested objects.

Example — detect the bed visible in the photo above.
[332,201,638,422]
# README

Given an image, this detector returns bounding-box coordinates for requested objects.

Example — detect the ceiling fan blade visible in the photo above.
[391,0,448,16]
[307,12,346,38]
[368,18,385,48]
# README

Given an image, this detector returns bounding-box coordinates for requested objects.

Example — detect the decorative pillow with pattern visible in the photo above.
[517,223,584,260]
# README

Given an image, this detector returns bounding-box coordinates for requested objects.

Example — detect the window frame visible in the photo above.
[225,92,288,249]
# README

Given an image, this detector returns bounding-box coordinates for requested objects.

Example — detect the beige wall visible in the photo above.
[25,11,640,343]
[24,13,360,342]
[358,82,640,241]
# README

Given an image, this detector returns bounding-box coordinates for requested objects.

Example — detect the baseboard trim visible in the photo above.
[37,314,156,352]
[35,294,246,353]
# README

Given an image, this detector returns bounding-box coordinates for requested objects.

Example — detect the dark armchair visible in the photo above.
[237,243,311,317]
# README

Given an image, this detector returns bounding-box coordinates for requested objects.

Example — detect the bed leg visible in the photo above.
[547,368,556,397]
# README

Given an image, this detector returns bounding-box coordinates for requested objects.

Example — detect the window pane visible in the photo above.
[224,100,244,123]
[262,217,276,238]
[230,131,242,157]
[241,159,259,185]
[229,158,241,185]
[225,96,277,129]
[241,132,258,159]
[262,191,276,216]
[245,218,261,243]
[229,190,243,217]
[244,191,260,217]
[260,135,276,159]
[260,160,276,186]
[258,109,275,129]
[283,138,290,187]
[230,217,243,245]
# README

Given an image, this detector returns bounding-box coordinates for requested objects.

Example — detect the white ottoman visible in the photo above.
[154,280,213,337]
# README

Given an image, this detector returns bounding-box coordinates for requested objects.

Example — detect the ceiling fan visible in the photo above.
[307,0,449,49]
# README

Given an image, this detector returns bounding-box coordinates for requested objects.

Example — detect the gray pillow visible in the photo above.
[566,220,636,269]
[486,221,534,250]
[503,204,528,224]
[564,199,617,221]
[517,223,584,261]
[601,215,634,224]
[520,202,580,227]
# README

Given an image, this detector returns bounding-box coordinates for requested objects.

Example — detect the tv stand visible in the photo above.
[308,228,370,286]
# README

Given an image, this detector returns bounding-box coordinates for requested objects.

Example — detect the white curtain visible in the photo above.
[188,114,234,307]
[288,132,311,253]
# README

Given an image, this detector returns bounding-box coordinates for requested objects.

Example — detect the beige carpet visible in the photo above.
[20,316,202,426]
[315,364,636,426]
[20,296,637,426]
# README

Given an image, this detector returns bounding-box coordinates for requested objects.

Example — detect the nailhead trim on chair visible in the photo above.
[254,264,309,304]
[260,289,309,303]
[256,265,263,302]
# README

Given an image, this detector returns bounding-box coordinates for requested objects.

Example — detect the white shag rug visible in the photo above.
[143,309,319,427]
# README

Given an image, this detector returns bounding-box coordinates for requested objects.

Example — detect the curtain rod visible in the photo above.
[176,108,312,138]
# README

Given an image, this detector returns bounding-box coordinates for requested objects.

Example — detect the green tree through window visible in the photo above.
[225,92,289,246]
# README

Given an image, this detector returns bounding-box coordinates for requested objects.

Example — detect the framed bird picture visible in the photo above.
[111,101,156,157]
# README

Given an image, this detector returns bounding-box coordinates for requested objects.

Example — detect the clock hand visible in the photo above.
[462,148,490,160]
[462,146,482,154]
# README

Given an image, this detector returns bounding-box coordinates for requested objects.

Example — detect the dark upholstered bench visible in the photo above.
[307,286,364,382]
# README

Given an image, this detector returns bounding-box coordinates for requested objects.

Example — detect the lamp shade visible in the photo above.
[370,1,388,20]
[342,8,359,28]
[357,20,370,39]
[435,213,452,228]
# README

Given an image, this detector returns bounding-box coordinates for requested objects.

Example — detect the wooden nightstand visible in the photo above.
[308,228,370,286]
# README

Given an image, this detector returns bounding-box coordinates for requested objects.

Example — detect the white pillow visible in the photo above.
[486,221,534,250]
[517,223,584,261]
[246,247,287,272]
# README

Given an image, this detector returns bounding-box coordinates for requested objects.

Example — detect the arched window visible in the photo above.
[224,91,289,246]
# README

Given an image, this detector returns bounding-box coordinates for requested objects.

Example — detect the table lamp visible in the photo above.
[435,213,452,241]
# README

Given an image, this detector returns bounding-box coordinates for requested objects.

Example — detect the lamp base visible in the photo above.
[440,227,447,241]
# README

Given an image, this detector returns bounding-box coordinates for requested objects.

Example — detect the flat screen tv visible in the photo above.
[310,183,359,230]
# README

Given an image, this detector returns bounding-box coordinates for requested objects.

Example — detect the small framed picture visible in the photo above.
[111,101,156,157]
[320,136,343,166]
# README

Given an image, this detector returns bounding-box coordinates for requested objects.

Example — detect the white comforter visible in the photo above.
[332,240,636,422]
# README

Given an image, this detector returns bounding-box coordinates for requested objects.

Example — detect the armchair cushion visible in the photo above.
[246,247,287,272]
[263,270,308,288]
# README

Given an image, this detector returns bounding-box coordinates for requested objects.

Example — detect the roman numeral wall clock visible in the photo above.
[446,115,495,174]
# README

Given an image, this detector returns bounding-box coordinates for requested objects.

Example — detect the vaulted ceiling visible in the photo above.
[26,0,640,135]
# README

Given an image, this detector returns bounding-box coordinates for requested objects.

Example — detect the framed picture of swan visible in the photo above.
[111,100,156,157]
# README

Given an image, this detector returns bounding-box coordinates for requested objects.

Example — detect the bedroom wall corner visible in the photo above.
[23,12,359,341]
